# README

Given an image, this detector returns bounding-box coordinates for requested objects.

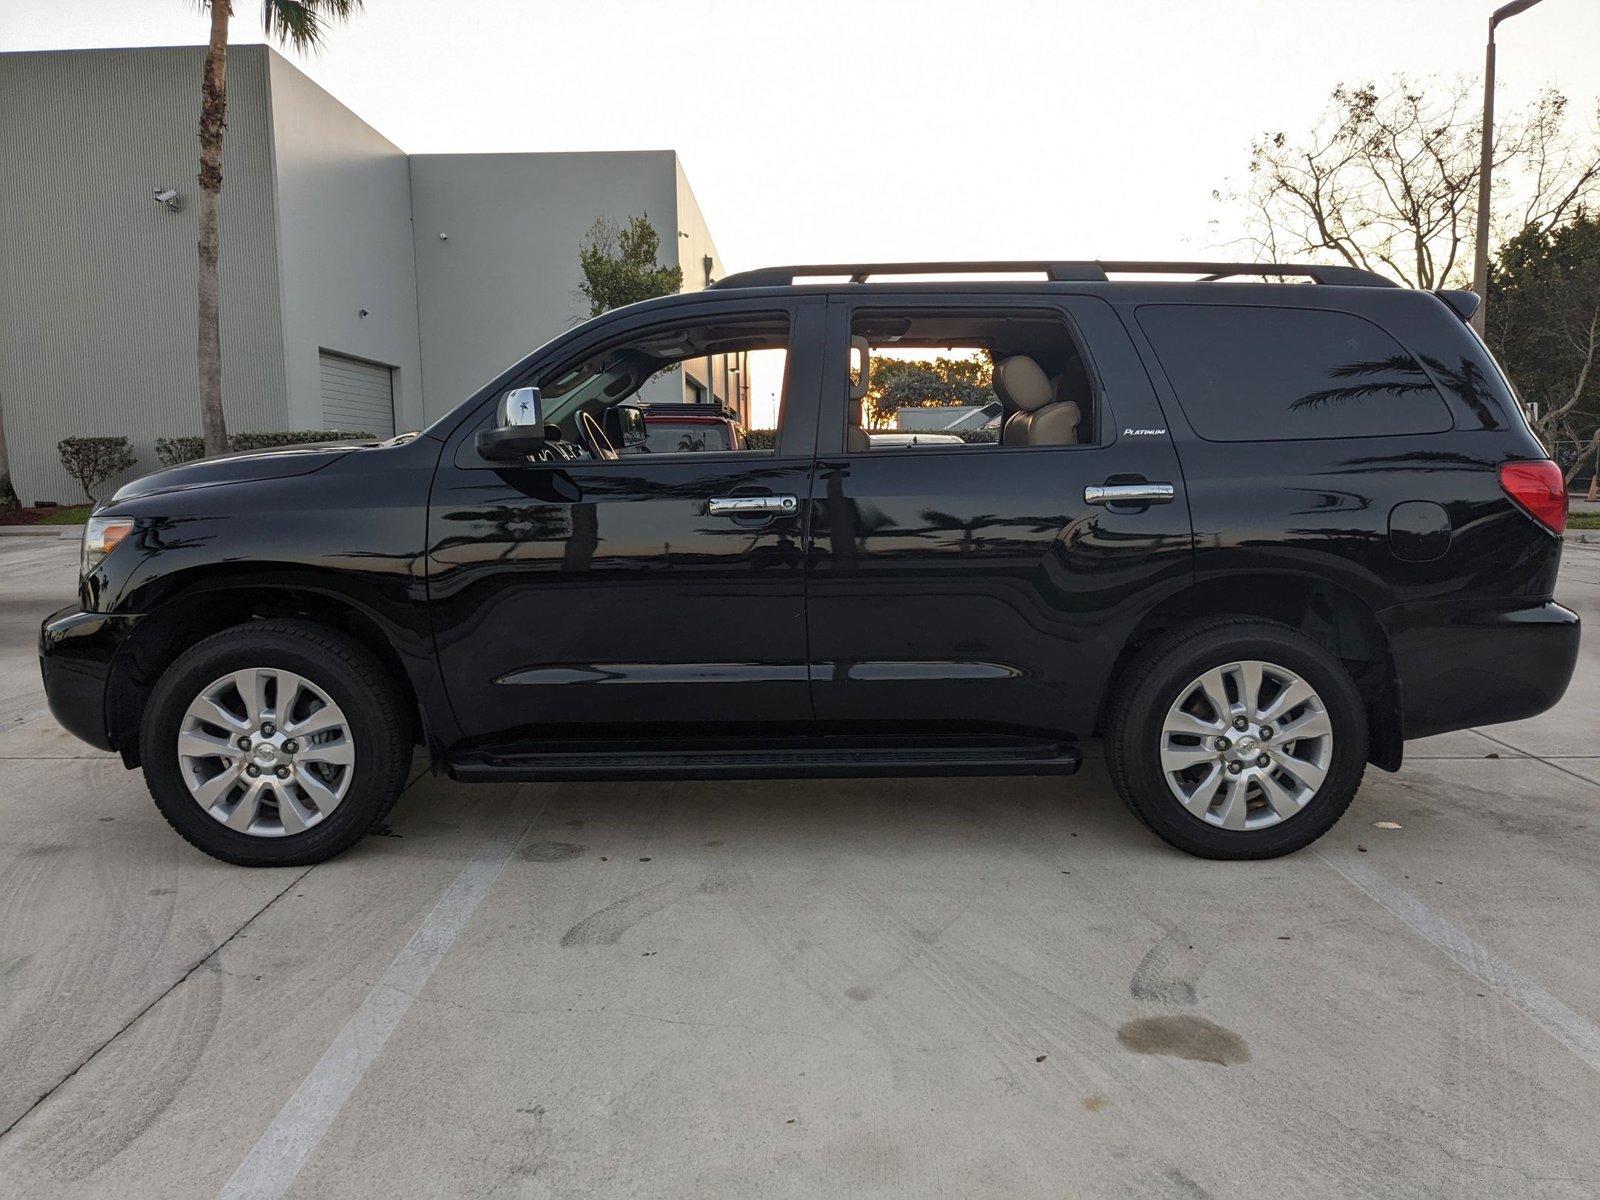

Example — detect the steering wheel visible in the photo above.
[577,410,618,461]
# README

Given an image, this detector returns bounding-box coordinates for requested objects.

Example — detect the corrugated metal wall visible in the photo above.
[0,46,289,504]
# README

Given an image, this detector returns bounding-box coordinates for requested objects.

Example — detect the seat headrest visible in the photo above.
[994,356,1053,412]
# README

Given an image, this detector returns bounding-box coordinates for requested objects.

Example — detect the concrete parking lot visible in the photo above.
[1,535,1597,1199]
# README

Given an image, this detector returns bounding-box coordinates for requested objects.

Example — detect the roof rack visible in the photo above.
[709,260,1396,290]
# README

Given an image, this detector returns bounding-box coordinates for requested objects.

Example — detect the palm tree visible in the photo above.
[0,402,16,508]
[195,1,362,456]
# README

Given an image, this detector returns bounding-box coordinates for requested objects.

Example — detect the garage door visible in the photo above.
[318,352,395,437]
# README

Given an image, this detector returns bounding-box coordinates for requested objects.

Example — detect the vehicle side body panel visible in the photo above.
[1116,283,1573,741]
[36,277,1579,779]
[44,434,449,760]
[804,292,1195,743]
[424,295,827,747]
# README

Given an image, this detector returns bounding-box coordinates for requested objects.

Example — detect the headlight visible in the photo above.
[82,516,135,576]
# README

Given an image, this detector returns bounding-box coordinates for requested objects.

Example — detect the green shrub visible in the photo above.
[228,429,376,452]
[58,436,137,502]
[155,436,206,466]
[745,428,777,451]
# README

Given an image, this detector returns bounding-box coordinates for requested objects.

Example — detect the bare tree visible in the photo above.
[1221,79,1600,289]
[1488,213,1600,485]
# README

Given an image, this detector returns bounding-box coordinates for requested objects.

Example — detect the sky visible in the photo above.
[5,0,1599,279]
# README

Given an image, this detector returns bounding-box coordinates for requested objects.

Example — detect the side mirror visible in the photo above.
[603,403,649,450]
[477,387,547,461]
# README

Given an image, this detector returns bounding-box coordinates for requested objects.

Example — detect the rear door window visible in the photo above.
[842,308,1096,451]
[1136,304,1454,441]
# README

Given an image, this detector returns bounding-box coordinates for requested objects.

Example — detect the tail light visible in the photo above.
[1498,460,1567,534]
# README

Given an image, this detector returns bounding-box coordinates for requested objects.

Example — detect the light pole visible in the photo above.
[1472,0,1546,333]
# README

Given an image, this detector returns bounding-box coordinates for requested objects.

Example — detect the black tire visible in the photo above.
[141,619,412,867]
[1105,618,1368,860]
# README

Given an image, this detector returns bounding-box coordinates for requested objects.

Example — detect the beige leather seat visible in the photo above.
[846,398,870,453]
[995,355,1081,446]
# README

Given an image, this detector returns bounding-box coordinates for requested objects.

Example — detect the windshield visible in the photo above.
[537,348,660,430]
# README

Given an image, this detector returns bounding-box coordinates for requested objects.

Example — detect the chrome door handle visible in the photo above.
[1084,483,1175,506]
[708,494,799,516]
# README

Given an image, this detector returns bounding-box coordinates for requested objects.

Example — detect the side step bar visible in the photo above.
[447,742,1081,783]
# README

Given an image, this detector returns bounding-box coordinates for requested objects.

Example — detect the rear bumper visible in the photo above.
[1386,600,1580,740]
[38,606,139,752]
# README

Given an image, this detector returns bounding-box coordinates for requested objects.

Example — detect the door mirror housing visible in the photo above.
[477,387,547,460]
[605,403,649,449]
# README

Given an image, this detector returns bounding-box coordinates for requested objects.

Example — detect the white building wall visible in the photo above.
[0,46,289,503]
[0,47,733,498]
[673,159,740,418]
[408,151,683,422]
[265,52,425,434]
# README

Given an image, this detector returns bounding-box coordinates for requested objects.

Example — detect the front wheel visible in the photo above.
[1105,619,1368,859]
[141,619,412,867]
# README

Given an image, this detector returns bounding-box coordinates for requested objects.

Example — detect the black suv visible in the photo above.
[40,260,1579,866]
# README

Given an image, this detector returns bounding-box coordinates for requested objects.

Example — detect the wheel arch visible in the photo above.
[108,580,434,768]
[1103,572,1403,771]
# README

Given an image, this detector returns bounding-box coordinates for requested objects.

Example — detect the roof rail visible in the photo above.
[709,260,1397,290]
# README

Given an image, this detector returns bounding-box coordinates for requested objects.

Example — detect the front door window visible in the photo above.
[537,313,790,457]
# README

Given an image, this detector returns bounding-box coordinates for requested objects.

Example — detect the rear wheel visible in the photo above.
[1106,619,1367,859]
[141,620,411,866]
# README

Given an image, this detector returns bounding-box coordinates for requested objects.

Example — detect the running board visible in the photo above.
[446,741,1081,783]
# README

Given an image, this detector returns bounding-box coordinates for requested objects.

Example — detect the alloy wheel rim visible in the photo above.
[177,667,356,837]
[1158,659,1333,831]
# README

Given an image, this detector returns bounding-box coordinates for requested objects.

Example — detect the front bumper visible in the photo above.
[39,606,140,752]
[1386,600,1581,740]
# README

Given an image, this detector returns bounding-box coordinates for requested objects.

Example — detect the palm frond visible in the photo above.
[262,0,363,52]
[1325,353,1425,380]
[1288,354,1437,410]
[1290,379,1438,410]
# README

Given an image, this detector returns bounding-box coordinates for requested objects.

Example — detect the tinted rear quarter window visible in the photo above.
[1136,304,1455,441]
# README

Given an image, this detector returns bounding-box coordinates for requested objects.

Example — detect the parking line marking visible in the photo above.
[218,817,533,1200]
[1321,851,1600,1074]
